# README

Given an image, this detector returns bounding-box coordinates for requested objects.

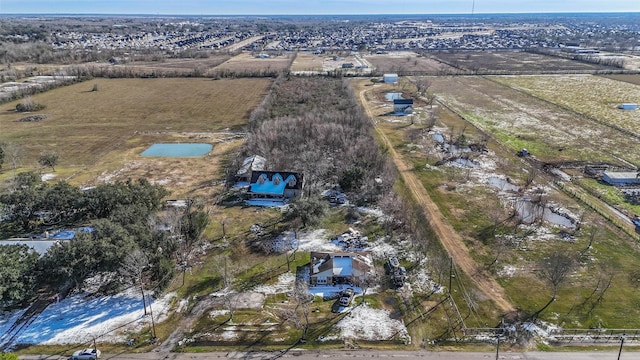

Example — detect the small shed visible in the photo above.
[383,73,398,84]
[602,171,640,186]
[619,103,638,110]
[393,98,414,114]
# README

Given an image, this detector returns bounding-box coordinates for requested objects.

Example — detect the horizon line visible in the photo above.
[1,11,639,16]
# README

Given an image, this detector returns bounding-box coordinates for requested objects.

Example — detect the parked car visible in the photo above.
[339,288,355,306]
[70,348,101,360]
[387,257,400,273]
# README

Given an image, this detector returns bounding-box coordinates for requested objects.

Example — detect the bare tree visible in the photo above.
[119,249,150,315]
[353,269,379,305]
[409,77,432,98]
[38,151,59,172]
[224,292,237,323]
[523,168,538,189]
[293,281,311,342]
[529,252,575,320]
[4,143,22,180]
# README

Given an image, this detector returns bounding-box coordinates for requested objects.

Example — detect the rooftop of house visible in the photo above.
[603,171,639,179]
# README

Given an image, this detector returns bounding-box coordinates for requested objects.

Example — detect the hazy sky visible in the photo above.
[1,0,639,15]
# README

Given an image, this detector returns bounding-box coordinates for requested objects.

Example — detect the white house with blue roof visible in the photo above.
[246,170,304,206]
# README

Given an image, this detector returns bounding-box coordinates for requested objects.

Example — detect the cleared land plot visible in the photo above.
[211,52,292,73]
[602,74,640,86]
[429,76,640,165]
[0,77,271,174]
[117,56,232,76]
[493,75,640,152]
[431,52,617,73]
[365,52,454,75]
[290,52,325,72]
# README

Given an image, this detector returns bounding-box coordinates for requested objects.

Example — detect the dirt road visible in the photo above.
[359,87,515,314]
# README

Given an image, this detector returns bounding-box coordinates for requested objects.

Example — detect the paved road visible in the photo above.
[19,350,637,360]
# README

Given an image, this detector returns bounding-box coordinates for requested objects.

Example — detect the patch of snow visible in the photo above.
[296,229,341,252]
[335,305,410,342]
[176,299,189,313]
[8,289,175,346]
[220,330,238,340]
[209,310,230,317]
[498,265,517,278]
[41,173,56,181]
[253,272,296,295]
[368,240,399,259]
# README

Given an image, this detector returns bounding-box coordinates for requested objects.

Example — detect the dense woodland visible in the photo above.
[242,76,395,203]
[0,175,209,308]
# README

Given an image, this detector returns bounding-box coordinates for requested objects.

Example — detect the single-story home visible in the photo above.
[310,251,374,286]
[602,171,640,186]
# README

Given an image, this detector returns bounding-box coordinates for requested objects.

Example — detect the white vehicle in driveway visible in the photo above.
[70,348,101,360]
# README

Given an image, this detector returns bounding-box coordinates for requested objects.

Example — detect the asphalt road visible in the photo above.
[19,350,637,360]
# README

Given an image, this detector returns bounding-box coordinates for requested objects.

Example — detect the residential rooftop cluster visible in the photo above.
[1,13,638,55]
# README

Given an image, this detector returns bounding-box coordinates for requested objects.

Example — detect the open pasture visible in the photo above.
[431,51,617,73]
[365,52,454,75]
[0,77,271,186]
[494,75,640,145]
[210,52,293,74]
[116,55,232,76]
[290,52,326,72]
[428,75,640,166]
[601,74,640,86]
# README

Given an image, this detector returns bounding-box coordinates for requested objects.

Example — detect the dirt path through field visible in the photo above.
[359,87,515,314]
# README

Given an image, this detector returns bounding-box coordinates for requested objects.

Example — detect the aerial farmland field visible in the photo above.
[493,75,640,142]
[431,51,619,73]
[365,52,453,75]
[0,77,271,195]
[427,75,640,166]
[211,52,293,74]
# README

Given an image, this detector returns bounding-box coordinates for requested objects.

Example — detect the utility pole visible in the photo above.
[147,294,157,342]
[448,257,453,295]
[496,318,505,360]
[618,333,626,360]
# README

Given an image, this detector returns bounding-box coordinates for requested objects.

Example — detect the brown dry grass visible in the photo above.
[290,52,326,72]
[118,55,232,75]
[0,77,271,195]
[211,52,293,73]
[601,74,640,85]
[365,53,454,74]
[431,52,615,73]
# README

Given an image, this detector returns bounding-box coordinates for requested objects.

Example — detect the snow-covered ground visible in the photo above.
[319,305,410,343]
[0,288,174,348]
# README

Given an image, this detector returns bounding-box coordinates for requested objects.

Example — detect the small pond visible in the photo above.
[515,199,576,228]
[488,176,520,192]
[385,92,403,101]
[141,143,213,157]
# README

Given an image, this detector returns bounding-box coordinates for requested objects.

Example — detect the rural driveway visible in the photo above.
[358,86,515,314]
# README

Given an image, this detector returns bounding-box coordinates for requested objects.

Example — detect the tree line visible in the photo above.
[240,75,395,203]
[0,174,208,308]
